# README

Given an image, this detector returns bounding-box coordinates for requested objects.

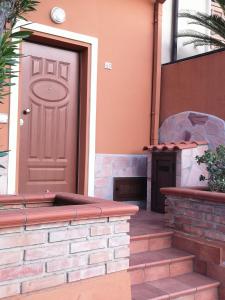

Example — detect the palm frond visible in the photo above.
[178,5,225,49]
[0,0,39,100]
[179,11,225,39]
[179,29,225,48]
[214,0,225,14]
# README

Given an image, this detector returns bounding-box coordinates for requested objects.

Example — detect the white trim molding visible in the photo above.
[8,21,98,196]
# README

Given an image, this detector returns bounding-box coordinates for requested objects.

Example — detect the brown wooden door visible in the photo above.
[151,152,176,213]
[19,42,79,193]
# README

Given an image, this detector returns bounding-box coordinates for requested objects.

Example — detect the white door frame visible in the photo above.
[7,21,98,196]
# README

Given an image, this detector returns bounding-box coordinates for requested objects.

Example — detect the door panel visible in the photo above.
[19,42,79,193]
[151,152,176,213]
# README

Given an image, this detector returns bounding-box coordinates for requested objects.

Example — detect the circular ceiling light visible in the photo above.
[50,7,66,24]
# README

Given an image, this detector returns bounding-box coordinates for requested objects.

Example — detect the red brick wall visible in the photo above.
[165,195,225,243]
[0,216,130,298]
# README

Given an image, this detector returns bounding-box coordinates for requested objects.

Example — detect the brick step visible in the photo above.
[130,231,173,254]
[129,248,194,285]
[131,272,220,300]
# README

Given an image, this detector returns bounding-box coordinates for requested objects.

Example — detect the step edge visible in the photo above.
[130,231,173,241]
[131,280,220,299]
[196,281,220,291]
[166,282,220,298]
[129,254,195,270]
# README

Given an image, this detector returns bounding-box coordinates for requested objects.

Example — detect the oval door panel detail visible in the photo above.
[31,79,68,102]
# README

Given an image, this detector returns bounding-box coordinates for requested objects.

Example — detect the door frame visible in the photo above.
[7,21,98,196]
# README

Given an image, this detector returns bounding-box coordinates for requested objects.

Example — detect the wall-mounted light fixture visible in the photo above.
[50,7,66,24]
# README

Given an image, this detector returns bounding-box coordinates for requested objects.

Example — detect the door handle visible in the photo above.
[20,118,24,126]
[23,108,31,115]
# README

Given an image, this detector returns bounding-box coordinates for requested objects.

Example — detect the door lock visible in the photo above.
[23,108,31,115]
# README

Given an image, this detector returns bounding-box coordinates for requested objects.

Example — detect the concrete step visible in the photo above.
[131,272,220,300]
[129,248,194,285]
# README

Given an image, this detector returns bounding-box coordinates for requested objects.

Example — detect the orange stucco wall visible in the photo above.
[9,271,131,300]
[160,49,225,125]
[0,0,155,153]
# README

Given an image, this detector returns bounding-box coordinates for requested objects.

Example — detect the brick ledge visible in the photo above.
[161,187,225,204]
[0,193,138,229]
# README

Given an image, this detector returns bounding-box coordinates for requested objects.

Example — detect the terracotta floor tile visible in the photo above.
[176,273,220,290]
[130,239,149,254]
[145,264,170,281]
[129,268,145,285]
[149,236,172,251]
[195,287,218,300]
[130,227,170,237]
[156,248,194,262]
[171,294,195,300]
[131,283,169,300]
[130,251,163,267]
[170,259,193,277]
[130,210,171,237]
[149,278,195,297]
[130,248,193,268]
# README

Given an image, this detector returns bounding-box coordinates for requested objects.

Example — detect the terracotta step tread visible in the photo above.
[130,231,173,241]
[130,226,172,238]
[129,248,194,269]
[131,273,220,300]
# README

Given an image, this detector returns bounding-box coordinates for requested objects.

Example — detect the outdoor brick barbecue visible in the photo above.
[144,141,208,212]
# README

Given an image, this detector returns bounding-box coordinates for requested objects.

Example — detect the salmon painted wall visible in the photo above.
[3,0,154,154]
[160,49,225,125]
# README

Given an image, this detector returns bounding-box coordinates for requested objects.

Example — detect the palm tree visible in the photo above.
[178,0,225,48]
[0,0,39,101]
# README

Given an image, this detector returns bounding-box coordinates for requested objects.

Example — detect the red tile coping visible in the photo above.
[0,193,56,205]
[0,193,139,229]
[143,141,207,152]
[161,187,225,204]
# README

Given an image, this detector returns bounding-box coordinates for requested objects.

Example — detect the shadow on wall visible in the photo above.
[159,111,225,150]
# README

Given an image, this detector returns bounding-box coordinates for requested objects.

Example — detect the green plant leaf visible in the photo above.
[196,145,225,193]
[10,30,32,39]
[0,151,8,157]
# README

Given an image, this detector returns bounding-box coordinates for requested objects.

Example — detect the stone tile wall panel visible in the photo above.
[95,154,147,200]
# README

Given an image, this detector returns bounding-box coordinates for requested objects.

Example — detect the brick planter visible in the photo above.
[161,187,225,243]
[0,193,138,299]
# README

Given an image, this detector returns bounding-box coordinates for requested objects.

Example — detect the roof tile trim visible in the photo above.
[143,141,208,152]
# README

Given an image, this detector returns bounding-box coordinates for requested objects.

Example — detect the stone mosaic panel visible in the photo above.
[159,111,225,150]
[178,146,208,187]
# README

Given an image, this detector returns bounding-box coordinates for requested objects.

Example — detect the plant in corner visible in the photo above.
[0,0,39,171]
[178,0,225,48]
[196,145,225,193]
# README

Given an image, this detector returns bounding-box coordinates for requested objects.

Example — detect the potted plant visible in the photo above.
[196,144,225,193]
